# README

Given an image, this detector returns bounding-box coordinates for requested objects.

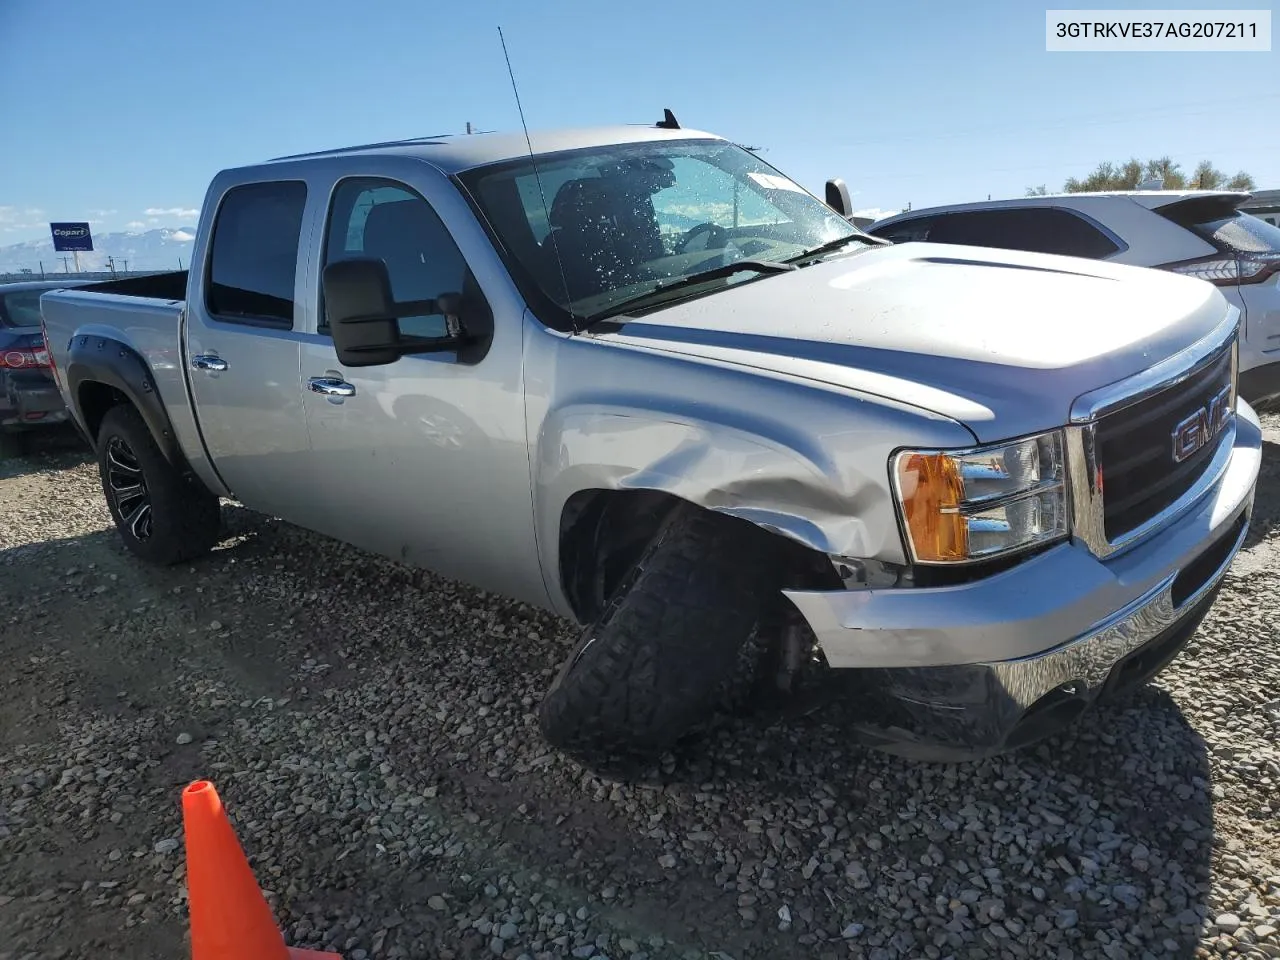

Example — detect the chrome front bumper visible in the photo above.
[783,401,1262,756]
[986,507,1248,713]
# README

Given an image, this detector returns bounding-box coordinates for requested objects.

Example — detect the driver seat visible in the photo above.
[541,177,666,302]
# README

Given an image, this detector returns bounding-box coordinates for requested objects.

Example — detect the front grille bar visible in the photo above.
[1067,309,1241,559]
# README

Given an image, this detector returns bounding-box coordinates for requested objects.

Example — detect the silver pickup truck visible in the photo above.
[41,120,1262,765]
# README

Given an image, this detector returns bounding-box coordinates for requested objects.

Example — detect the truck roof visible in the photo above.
[260,125,725,175]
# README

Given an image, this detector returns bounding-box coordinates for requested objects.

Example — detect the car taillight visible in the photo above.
[1166,253,1280,286]
[0,345,51,369]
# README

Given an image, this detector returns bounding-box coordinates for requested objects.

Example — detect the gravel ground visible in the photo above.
[1,416,1279,960]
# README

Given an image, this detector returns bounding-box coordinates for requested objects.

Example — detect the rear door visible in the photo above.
[183,179,315,522]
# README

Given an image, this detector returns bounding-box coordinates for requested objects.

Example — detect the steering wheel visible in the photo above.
[675,222,731,255]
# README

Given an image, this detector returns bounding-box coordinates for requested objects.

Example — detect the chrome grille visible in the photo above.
[1094,343,1235,541]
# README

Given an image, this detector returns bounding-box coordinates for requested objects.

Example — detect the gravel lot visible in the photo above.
[2,416,1279,960]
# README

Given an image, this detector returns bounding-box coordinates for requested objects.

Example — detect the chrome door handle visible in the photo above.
[191,354,228,372]
[307,377,356,398]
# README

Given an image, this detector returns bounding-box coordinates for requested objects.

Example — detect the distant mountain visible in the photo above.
[0,227,196,275]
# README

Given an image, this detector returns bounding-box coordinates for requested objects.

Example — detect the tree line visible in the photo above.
[1027,157,1255,196]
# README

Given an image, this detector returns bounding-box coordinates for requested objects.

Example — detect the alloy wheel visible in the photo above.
[105,436,153,540]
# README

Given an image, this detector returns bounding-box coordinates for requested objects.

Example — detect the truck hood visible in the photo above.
[592,241,1233,443]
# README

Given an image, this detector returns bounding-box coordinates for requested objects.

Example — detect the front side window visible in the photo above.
[321,178,476,340]
[461,139,858,322]
[206,180,307,327]
[868,217,937,244]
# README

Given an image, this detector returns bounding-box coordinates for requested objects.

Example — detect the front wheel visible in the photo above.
[538,503,783,765]
[96,404,221,565]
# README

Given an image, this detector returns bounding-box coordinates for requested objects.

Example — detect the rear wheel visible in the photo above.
[96,404,221,565]
[538,502,783,765]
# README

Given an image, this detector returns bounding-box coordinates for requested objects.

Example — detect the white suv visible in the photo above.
[868,191,1280,408]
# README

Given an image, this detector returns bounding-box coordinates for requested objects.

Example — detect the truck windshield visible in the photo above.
[460,139,860,324]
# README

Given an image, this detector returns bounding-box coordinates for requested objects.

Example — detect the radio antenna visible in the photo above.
[498,26,577,333]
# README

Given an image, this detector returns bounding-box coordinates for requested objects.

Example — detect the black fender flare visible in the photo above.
[64,333,186,469]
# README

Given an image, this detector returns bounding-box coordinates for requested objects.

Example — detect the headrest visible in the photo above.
[362,199,438,258]
[548,178,618,230]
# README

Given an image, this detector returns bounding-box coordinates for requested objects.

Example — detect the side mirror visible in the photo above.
[825,178,854,219]
[322,258,465,368]
[323,259,402,367]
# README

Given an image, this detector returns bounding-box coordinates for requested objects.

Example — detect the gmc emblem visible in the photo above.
[1171,384,1232,463]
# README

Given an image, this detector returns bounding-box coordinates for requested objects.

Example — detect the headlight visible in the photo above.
[892,431,1068,564]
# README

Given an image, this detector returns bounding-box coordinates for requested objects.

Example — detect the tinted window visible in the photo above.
[206,181,307,327]
[868,216,937,244]
[922,208,1122,259]
[321,177,476,340]
[0,290,44,328]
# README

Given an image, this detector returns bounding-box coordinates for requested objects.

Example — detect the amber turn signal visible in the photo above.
[896,452,969,562]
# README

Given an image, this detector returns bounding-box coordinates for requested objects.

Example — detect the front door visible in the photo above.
[184,178,313,523]
[297,175,544,604]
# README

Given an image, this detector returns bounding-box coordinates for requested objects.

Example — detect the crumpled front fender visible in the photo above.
[532,393,975,618]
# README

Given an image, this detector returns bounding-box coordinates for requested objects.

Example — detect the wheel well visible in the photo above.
[77,381,131,442]
[558,489,840,624]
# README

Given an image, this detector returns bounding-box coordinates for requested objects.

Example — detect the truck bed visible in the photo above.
[39,274,193,455]
[39,269,189,376]
[73,270,189,302]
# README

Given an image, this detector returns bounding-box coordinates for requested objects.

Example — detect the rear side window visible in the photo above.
[920,208,1122,259]
[206,180,307,328]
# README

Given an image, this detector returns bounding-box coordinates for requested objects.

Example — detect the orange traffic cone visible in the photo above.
[181,779,341,960]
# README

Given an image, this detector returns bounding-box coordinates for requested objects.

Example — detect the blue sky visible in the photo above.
[1,0,1276,247]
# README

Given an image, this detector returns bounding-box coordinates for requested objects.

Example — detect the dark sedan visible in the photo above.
[0,278,91,454]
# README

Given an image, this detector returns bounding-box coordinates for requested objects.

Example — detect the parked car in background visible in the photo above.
[867,191,1280,409]
[1240,188,1280,228]
[0,279,90,454]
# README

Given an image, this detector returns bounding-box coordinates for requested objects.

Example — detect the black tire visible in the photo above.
[96,404,221,565]
[539,502,783,763]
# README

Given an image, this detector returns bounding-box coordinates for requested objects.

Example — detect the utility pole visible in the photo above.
[122,258,129,274]
[106,255,116,276]
[38,260,45,279]
[61,255,71,273]
[178,256,184,270]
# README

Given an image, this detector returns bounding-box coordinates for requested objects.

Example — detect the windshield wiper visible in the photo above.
[653,258,796,292]
[785,232,883,265]
[582,259,796,327]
